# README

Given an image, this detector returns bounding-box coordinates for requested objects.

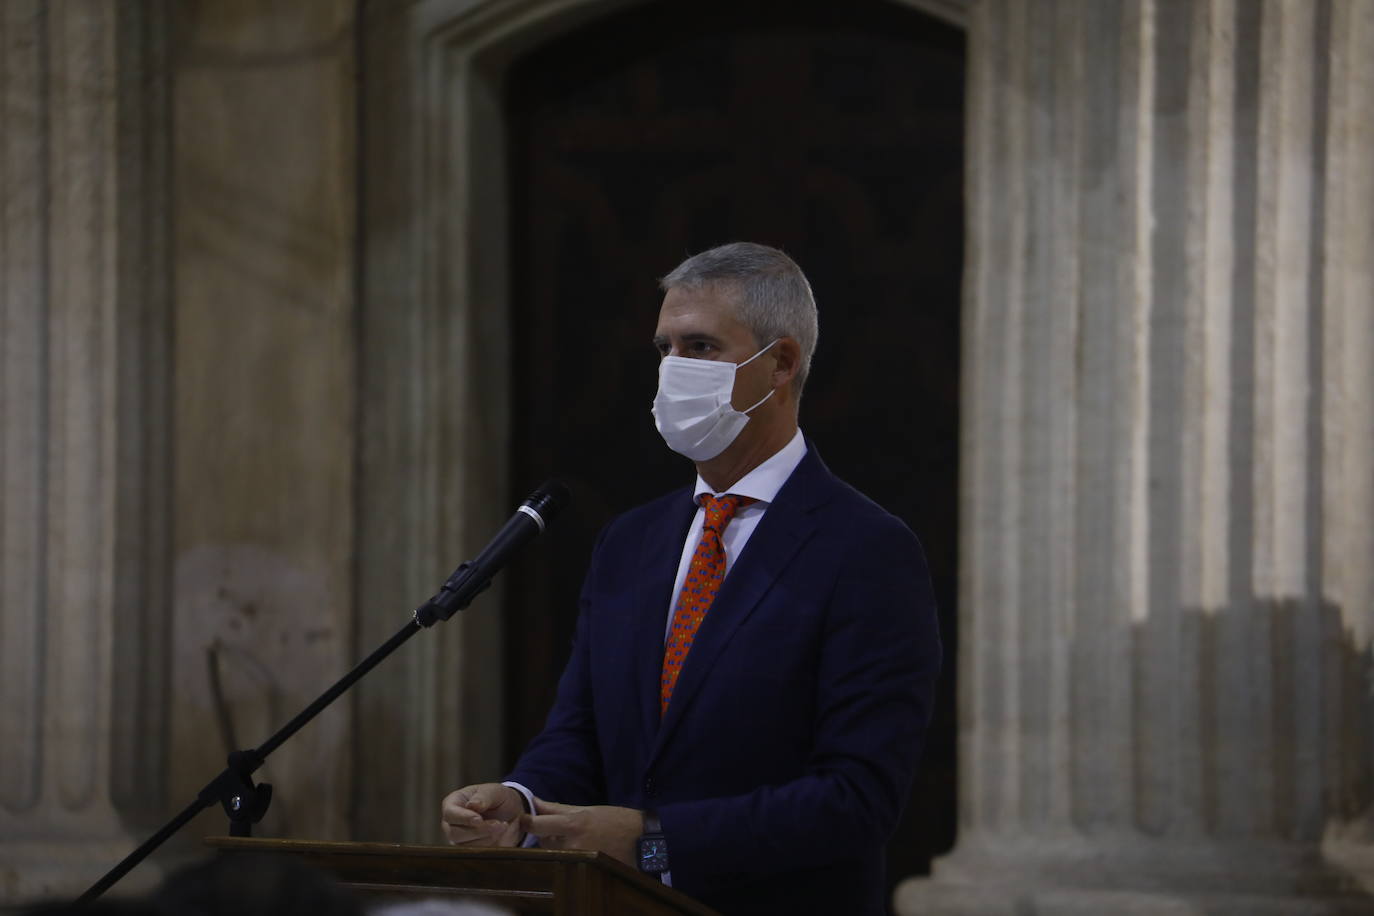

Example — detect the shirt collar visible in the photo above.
[692,429,808,507]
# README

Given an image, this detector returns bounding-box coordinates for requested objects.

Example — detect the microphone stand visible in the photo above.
[79,481,568,903]
[79,618,421,903]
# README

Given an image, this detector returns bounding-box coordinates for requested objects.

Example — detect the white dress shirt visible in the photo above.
[664,429,808,635]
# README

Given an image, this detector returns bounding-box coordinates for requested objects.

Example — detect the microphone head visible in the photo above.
[522,479,570,525]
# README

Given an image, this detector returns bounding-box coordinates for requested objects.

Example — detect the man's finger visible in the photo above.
[532,797,576,816]
[441,794,485,823]
[466,785,506,813]
[441,802,483,827]
[521,812,578,837]
[441,822,485,844]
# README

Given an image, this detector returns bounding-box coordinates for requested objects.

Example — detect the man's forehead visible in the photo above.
[657,284,745,330]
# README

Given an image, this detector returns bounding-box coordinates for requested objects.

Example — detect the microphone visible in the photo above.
[414,479,570,627]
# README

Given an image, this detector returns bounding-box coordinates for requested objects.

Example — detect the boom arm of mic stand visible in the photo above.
[80,479,567,903]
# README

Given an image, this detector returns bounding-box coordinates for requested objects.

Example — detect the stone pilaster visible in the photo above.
[898,0,1374,912]
[167,0,357,845]
[0,0,171,902]
[355,0,518,844]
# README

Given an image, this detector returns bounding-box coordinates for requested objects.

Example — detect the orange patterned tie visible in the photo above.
[661,493,755,715]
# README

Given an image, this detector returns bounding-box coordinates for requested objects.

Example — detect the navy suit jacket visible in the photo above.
[507,444,941,915]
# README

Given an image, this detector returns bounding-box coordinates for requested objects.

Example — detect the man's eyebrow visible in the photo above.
[652,332,722,347]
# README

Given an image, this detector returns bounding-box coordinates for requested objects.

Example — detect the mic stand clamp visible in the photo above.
[198,749,273,837]
[414,562,493,627]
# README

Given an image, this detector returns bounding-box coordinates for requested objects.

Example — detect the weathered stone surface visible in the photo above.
[0,0,171,900]
[897,0,1374,912]
[168,0,356,845]
[0,0,359,901]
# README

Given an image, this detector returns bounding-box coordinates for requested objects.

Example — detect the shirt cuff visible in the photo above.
[501,781,539,848]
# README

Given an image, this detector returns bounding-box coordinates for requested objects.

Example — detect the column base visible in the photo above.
[895,833,1374,916]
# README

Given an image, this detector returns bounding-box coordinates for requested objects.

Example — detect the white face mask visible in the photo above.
[651,341,777,461]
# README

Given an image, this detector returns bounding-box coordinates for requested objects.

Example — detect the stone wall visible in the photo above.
[4,0,1372,911]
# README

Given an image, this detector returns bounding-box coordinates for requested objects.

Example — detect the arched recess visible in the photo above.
[354,0,968,844]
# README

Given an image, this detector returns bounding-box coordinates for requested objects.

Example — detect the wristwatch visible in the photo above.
[637,811,669,875]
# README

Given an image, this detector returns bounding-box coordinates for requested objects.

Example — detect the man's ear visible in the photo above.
[771,338,802,388]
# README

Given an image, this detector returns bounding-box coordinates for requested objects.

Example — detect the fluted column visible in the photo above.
[899,0,1374,912]
[0,0,171,902]
[1319,0,1374,883]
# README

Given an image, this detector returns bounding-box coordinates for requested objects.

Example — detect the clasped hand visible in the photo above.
[441,783,641,867]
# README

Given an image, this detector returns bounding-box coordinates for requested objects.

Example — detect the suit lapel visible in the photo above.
[631,491,698,744]
[649,445,837,762]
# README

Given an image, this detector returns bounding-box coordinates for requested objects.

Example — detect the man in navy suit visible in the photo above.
[441,243,941,915]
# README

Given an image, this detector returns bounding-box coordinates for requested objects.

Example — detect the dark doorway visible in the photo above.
[502,0,963,897]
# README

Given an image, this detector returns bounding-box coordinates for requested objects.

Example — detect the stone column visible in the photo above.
[898,0,1374,912]
[0,0,171,902]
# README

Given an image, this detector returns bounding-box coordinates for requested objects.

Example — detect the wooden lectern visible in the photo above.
[206,837,719,916]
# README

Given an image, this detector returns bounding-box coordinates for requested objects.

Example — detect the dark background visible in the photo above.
[502,0,963,900]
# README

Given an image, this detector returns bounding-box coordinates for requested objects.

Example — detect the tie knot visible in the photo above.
[701,493,755,531]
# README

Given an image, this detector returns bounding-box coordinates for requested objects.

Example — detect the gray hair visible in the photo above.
[659,242,820,393]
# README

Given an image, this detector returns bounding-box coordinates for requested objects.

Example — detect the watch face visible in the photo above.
[638,835,669,874]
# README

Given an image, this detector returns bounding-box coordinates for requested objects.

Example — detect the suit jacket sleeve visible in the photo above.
[503,525,610,806]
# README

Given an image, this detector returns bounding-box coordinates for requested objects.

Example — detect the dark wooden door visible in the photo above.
[503,0,963,895]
